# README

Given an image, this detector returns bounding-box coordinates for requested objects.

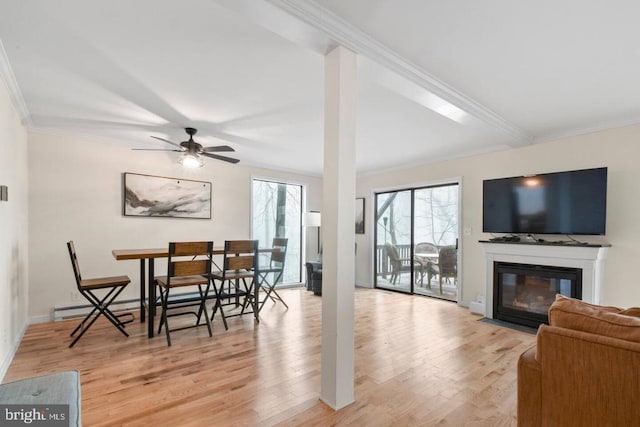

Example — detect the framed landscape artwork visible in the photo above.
[355,197,365,234]
[123,172,212,219]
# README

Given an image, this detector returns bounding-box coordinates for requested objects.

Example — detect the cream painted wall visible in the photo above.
[28,132,321,318]
[22,111,640,320]
[356,125,640,308]
[0,78,29,378]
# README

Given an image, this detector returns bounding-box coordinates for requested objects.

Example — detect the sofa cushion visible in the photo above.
[549,294,640,343]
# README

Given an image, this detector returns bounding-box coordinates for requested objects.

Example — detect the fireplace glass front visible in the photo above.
[494,262,582,328]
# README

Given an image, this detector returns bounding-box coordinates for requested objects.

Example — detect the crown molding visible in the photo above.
[0,39,32,127]
[267,0,532,145]
[533,117,640,145]
[356,143,511,177]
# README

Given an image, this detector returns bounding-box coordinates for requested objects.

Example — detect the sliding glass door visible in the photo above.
[375,183,460,301]
[413,185,459,301]
[375,190,414,293]
[252,179,302,284]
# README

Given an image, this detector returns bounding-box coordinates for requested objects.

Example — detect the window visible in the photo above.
[252,179,302,284]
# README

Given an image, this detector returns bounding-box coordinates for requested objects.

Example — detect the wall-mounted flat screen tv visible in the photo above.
[483,167,607,235]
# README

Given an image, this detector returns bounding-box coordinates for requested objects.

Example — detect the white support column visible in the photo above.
[320,45,356,410]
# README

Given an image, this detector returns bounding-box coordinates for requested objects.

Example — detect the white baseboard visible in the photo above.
[355,281,372,288]
[276,283,304,290]
[0,320,28,382]
[29,315,52,324]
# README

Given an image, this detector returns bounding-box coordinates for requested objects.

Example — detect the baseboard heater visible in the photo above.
[54,284,304,321]
[54,298,143,321]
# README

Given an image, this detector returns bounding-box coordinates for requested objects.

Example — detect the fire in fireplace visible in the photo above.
[494,262,582,328]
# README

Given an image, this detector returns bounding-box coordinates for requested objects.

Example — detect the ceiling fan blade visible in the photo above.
[151,136,185,150]
[201,152,240,164]
[203,145,235,152]
[132,148,183,152]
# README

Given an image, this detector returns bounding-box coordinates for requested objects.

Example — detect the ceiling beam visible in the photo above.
[264,0,532,145]
[217,0,534,144]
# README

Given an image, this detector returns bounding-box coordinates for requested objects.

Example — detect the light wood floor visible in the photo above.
[5,288,535,426]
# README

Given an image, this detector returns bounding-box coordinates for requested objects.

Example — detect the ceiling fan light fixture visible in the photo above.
[141,127,239,164]
[178,153,204,168]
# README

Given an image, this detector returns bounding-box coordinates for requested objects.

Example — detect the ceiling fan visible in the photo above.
[134,127,240,166]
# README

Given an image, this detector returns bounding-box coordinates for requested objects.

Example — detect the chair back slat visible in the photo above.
[170,241,213,257]
[67,241,82,286]
[166,241,214,287]
[415,242,438,257]
[221,240,257,272]
[271,249,286,263]
[269,237,288,266]
[272,238,288,247]
[170,259,210,277]
[225,240,256,254]
[226,255,254,271]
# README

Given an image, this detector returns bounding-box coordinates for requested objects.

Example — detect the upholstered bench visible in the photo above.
[0,370,81,426]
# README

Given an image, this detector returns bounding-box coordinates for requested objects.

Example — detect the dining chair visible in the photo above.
[210,240,259,328]
[256,237,288,312]
[155,241,214,346]
[438,245,458,294]
[385,242,423,285]
[66,241,133,348]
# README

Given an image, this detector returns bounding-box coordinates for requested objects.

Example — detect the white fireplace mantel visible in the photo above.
[480,241,609,319]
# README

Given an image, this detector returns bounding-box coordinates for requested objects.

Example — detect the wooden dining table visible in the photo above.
[112,247,272,338]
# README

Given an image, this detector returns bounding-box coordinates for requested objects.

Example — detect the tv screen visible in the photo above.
[483,167,607,235]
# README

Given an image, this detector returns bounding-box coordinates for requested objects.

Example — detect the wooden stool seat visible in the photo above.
[156,275,209,288]
[79,275,131,289]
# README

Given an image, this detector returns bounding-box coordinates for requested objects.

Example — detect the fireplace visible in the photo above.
[480,241,608,324]
[493,262,582,328]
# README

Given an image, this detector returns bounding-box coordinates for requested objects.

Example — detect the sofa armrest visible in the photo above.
[517,346,541,427]
[536,325,640,426]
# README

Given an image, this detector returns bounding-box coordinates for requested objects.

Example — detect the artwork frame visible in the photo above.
[355,197,365,234]
[123,172,212,219]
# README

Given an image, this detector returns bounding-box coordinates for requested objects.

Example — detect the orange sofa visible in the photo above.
[517,295,640,426]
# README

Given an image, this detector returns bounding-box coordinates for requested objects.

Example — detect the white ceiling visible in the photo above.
[1,0,639,175]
